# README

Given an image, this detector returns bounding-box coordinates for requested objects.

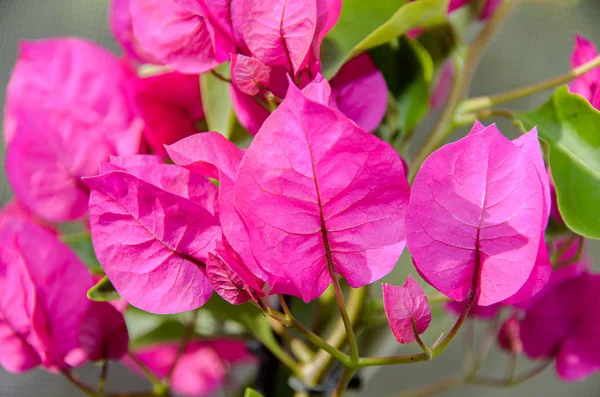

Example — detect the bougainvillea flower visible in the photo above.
[329,54,388,133]
[234,79,410,302]
[109,0,156,63]
[206,239,265,305]
[127,340,255,397]
[406,122,548,306]
[498,314,522,354]
[230,54,272,96]
[446,300,502,319]
[129,0,234,74]
[383,275,431,344]
[167,132,273,289]
[86,156,220,314]
[0,216,94,372]
[230,86,271,135]
[127,71,205,157]
[78,302,129,361]
[237,0,317,74]
[4,38,143,221]
[569,34,600,109]
[521,272,600,381]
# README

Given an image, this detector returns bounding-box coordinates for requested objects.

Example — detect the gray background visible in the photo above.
[1,0,599,396]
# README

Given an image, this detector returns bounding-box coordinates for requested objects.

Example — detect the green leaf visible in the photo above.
[244,388,264,397]
[61,232,103,274]
[87,276,121,302]
[323,0,448,77]
[200,63,235,138]
[516,86,600,239]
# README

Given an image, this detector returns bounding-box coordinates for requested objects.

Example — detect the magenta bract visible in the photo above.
[521,272,600,381]
[129,0,234,74]
[86,157,220,314]
[78,302,129,361]
[127,71,205,157]
[127,340,254,397]
[329,54,388,133]
[231,54,273,96]
[498,314,522,354]
[4,38,143,222]
[383,275,431,344]
[0,216,95,372]
[406,122,548,306]
[109,0,156,63]
[569,34,600,109]
[234,81,410,302]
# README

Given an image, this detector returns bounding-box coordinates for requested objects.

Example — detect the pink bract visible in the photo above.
[109,0,156,63]
[569,34,600,109]
[78,302,129,361]
[498,314,522,354]
[127,71,205,157]
[234,81,410,302]
[127,340,254,397]
[231,54,272,96]
[521,272,600,381]
[329,54,388,133]
[86,157,220,314]
[4,38,143,221]
[0,216,95,372]
[239,0,317,74]
[405,122,547,306]
[383,275,431,344]
[230,86,271,135]
[129,0,234,74]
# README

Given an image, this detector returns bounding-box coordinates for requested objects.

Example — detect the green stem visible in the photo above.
[331,278,359,363]
[61,370,96,397]
[165,311,198,384]
[359,290,475,367]
[303,287,366,385]
[454,108,515,128]
[460,54,600,114]
[409,0,519,181]
[333,367,358,397]
[126,352,166,394]
[396,377,463,397]
[97,361,109,397]
[467,360,552,387]
[210,69,231,83]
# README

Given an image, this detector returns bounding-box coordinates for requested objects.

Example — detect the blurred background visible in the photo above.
[1,0,599,396]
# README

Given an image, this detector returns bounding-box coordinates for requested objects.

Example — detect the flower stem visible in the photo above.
[210,69,231,83]
[126,352,165,394]
[97,361,109,397]
[409,0,519,181]
[61,370,96,397]
[332,367,358,397]
[331,278,359,363]
[165,310,198,384]
[460,54,600,114]
[396,377,463,397]
[467,360,552,387]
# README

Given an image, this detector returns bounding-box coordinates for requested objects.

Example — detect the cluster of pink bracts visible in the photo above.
[1,0,600,395]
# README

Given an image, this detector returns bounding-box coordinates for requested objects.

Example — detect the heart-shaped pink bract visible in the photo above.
[0,216,95,372]
[231,54,273,96]
[129,0,234,74]
[4,38,143,222]
[383,275,431,344]
[569,34,600,110]
[86,156,220,314]
[78,302,129,361]
[329,54,388,133]
[406,122,548,306]
[238,0,317,74]
[127,71,205,157]
[521,272,600,381]
[234,80,410,302]
[127,340,255,397]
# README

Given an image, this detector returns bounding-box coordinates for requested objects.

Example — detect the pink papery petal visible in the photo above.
[498,314,522,354]
[301,74,332,104]
[231,86,271,135]
[522,273,600,381]
[129,0,233,74]
[127,340,254,397]
[0,217,95,371]
[166,133,272,284]
[78,302,129,361]
[445,300,501,319]
[330,54,387,133]
[383,275,431,344]
[231,54,272,96]
[234,83,410,302]
[109,0,157,63]
[240,0,317,74]
[569,34,600,109]
[128,71,204,157]
[207,252,254,305]
[405,123,546,306]
[86,164,220,314]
